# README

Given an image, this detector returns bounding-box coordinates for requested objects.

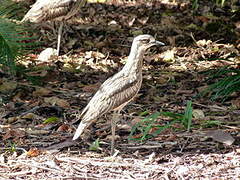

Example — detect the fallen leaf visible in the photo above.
[33,88,52,97]
[37,48,57,62]
[231,98,240,109]
[162,49,175,62]
[128,17,136,27]
[196,39,212,47]
[43,117,59,124]
[197,16,210,23]
[192,109,205,119]
[26,70,48,77]
[44,97,70,108]
[3,129,26,140]
[22,113,39,120]
[27,148,41,157]
[85,51,105,59]
[236,148,240,154]
[138,17,149,25]
[25,128,49,135]
[57,124,71,132]
[6,116,18,124]
[130,30,143,36]
[205,130,235,145]
[0,81,17,94]
[82,83,101,93]
[66,39,78,49]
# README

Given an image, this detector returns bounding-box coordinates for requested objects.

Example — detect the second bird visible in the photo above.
[22,0,86,56]
[73,34,165,155]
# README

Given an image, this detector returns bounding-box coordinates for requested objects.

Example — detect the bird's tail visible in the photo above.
[72,121,90,140]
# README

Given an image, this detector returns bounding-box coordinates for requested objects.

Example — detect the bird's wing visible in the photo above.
[82,73,141,121]
[22,0,81,23]
[72,73,142,140]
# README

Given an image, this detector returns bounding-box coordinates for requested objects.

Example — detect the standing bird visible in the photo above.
[21,0,86,56]
[73,34,165,155]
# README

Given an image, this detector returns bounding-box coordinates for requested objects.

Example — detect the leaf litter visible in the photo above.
[1,0,240,179]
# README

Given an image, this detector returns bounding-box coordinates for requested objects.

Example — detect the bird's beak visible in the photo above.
[154,40,165,46]
[148,40,165,49]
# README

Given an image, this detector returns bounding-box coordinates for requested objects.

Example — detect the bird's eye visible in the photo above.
[141,39,150,44]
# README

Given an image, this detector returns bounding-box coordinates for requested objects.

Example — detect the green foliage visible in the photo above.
[129,112,161,142]
[192,0,226,10]
[89,138,100,151]
[43,117,59,124]
[0,1,37,75]
[202,120,222,128]
[5,141,16,153]
[129,101,193,142]
[9,142,16,152]
[202,67,240,101]
[215,0,226,7]
[192,0,199,10]
[25,75,44,86]
[16,65,53,85]
[183,101,193,131]
[0,0,27,20]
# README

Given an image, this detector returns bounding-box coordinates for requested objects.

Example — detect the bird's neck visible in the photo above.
[122,46,145,75]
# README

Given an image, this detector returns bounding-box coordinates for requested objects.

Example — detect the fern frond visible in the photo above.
[0,0,27,20]
[0,18,37,74]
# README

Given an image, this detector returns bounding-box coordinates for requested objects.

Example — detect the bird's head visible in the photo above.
[132,34,165,51]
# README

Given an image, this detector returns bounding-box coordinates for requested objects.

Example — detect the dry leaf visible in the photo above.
[138,17,149,25]
[26,70,48,77]
[128,17,136,27]
[37,48,57,62]
[89,51,105,59]
[66,39,78,49]
[27,148,41,157]
[6,116,18,124]
[193,109,205,119]
[130,30,143,36]
[0,81,17,94]
[21,113,39,120]
[25,128,49,135]
[196,39,212,47]
[236,148,240,154]
[57,124,71,132]
[205,130,235,145]
[3,129,26,140]
[231,98,240,109]
[33,88,52,97]
[197,16,210,23]
[44,97,70,108]
[162,49,175,62]
[82,83,101,93]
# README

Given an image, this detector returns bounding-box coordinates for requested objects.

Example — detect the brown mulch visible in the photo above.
[1,0,240,179]
[1,149,240,179]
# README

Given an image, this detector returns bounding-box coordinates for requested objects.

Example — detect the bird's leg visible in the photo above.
[111,109,121,156]
[57,22,63,56]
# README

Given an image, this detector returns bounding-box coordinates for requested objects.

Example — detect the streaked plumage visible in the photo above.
[22,0,86,55]
[22,0,85,23]
[73,34,165,154]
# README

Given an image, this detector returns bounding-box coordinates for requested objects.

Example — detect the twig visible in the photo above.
[0,147,27,153]
[4,170,34,176]
[19,106,40,117]
[121,142,177,149]
[192,102,227,110]
[18,82,71,94]
[20,162,62,173]
[179,137,190,153]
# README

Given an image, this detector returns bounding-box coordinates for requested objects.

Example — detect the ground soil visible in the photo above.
[1,0,240,179]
